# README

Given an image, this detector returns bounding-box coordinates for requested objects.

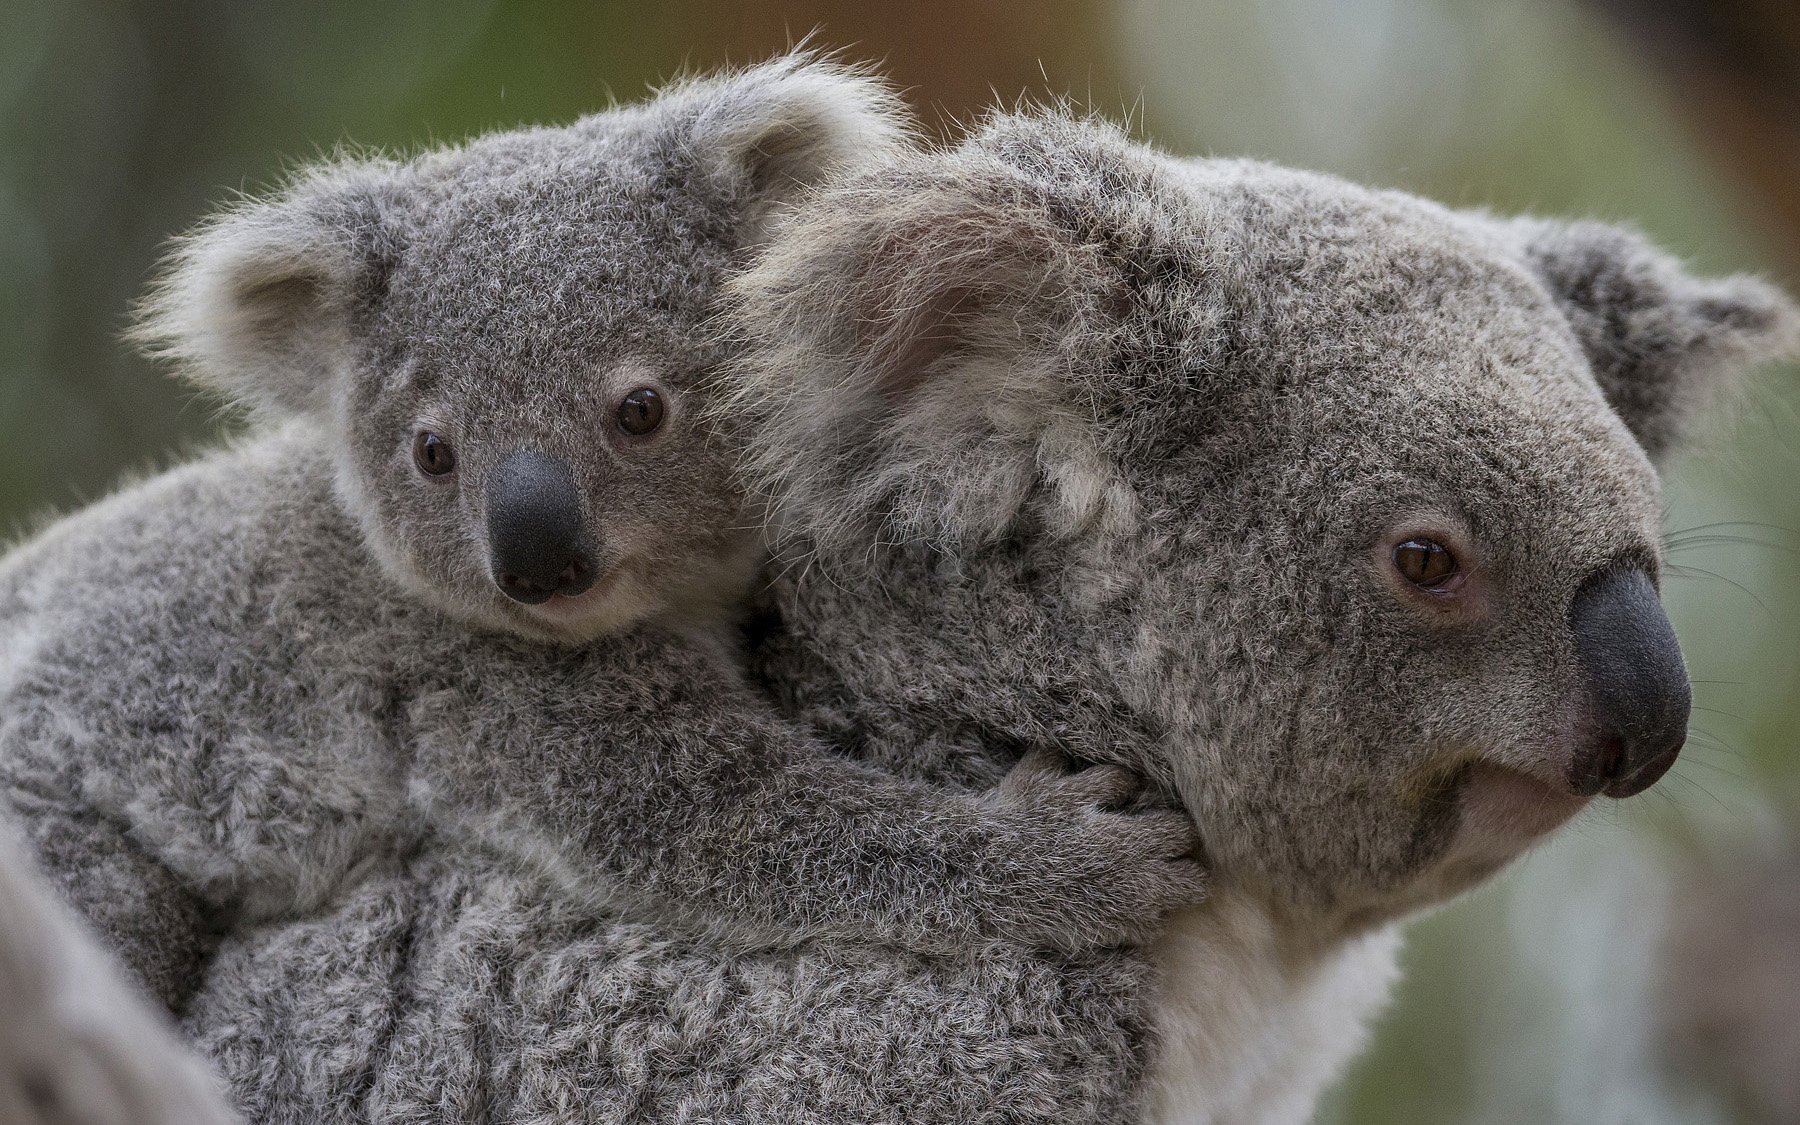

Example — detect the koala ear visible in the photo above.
[677,53,914,248]
[1498,217,1800,460]
[720,152,1132,552]
[131,162,406,418]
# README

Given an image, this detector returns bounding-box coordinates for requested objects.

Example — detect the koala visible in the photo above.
[721,112,1800,1121]
[159,107,1800,1125]
[0,57,1207,1032]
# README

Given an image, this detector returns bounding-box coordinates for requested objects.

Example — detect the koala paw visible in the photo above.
[984,748,1207,952]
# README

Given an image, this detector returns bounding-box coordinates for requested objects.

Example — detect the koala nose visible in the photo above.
[485,450,599,605]
[1568,564,1690,798]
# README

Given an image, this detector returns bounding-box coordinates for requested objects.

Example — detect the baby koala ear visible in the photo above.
[1499,217,1800,460]
[679,52,914,248]
[721,148,1129,552]
[131,161,406,419]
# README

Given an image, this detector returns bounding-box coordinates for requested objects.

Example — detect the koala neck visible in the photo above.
[1144,882,1405,1125]
[769,536,1408,1121]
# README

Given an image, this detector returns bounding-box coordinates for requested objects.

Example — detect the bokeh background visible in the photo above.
[5,0,1798,1120]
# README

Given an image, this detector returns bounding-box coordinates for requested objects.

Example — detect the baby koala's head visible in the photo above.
[136,56,904,643]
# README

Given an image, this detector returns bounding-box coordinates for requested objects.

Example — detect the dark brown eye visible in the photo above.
[413,431,456,477]
[1392,538,1459,589]
[617,387,665,436]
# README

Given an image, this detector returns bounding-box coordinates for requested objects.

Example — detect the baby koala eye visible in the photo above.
[617,387,665,436]
[413,431,456,477]
[1392,538,1460,590]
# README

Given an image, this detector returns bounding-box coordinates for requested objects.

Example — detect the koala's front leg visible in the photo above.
[419,671,1206,955]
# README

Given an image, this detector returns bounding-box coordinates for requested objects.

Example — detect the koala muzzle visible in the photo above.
[486,450,599,605]
[1568,564,1690,799]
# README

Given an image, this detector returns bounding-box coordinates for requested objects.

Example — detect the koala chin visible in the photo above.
[723,108,1800,1122]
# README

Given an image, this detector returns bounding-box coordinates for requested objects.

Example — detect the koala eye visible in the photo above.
[413,431,456,477]
[1392,538,1459,590]
[617,388,665,436]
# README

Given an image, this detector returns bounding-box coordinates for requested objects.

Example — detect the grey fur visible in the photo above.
[0,827,235,1124]
[16,88,1800,1122]
[725,113,1798,914]
[0,62,1210,1121]
[192,109,1796,1123]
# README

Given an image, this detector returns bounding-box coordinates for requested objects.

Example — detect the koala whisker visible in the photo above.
[1664,518,1800,540]
[1657,768,1740,818]
[1682,727,1753,764]
[1664,533,1800,557]
[1672,755,1755,788]
[1686,704,1746,722]
[1660,563,1772,616]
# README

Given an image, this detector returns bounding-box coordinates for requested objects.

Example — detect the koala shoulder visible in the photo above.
[0,424,375,648]
[0,425,410,917]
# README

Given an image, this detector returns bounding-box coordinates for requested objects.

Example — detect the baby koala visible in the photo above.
[0,56,1203,1010]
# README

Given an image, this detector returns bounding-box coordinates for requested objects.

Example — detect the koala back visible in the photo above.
[0,425,419,922]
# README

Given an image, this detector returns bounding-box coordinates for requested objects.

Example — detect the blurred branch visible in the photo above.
[1583,0,1800,270]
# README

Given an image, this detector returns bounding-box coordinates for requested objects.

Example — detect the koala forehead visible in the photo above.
[979,126,1664,553]
[1222,169,1653,533]
[369,116,734,394]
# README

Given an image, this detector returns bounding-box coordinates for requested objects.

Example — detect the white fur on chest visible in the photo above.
[1144,894,1404,1125]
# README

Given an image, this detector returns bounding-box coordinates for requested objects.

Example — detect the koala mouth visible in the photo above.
[504,570,637,641]
[1386,761,1589,911]
[1456,762,1590,846]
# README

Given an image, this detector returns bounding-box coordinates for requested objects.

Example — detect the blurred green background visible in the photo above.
[5,0,1798,1120]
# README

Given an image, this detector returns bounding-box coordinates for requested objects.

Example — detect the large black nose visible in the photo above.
[485,450,598,605]
[1568,565,1690,798]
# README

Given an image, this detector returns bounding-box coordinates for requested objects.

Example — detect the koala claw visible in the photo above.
[985,749,1207,952]
[996,747,1139,809]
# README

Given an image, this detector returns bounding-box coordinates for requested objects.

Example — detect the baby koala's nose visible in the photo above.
[1567,563,1690,798]
[485,449,599,605]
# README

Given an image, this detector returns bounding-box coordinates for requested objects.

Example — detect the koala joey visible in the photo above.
[0,57,1204,1014]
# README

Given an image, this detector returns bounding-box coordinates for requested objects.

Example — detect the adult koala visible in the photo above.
[175,109,1799,1124]
[723,112,1800,1119]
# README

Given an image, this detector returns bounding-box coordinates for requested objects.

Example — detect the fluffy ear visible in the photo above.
[131,161,406,418]
[719,149,1133,552]
[1498,217,1800,460]
[673,53,915,248]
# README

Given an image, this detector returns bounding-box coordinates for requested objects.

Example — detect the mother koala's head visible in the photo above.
[721,112,1800,925]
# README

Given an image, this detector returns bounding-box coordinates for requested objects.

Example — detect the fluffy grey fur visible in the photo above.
[0,62,1212,1121]
[713,114,1800,1120]
[726,114,1798,916]
[0,827,234,1124]
[153,109,1800,1123]
[14,85,1800,1122]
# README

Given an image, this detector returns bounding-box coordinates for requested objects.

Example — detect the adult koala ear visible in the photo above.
[131,161,407,419]
[669,52,915,249]
[720,138,1135,552]
[1497,217,1800,460]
